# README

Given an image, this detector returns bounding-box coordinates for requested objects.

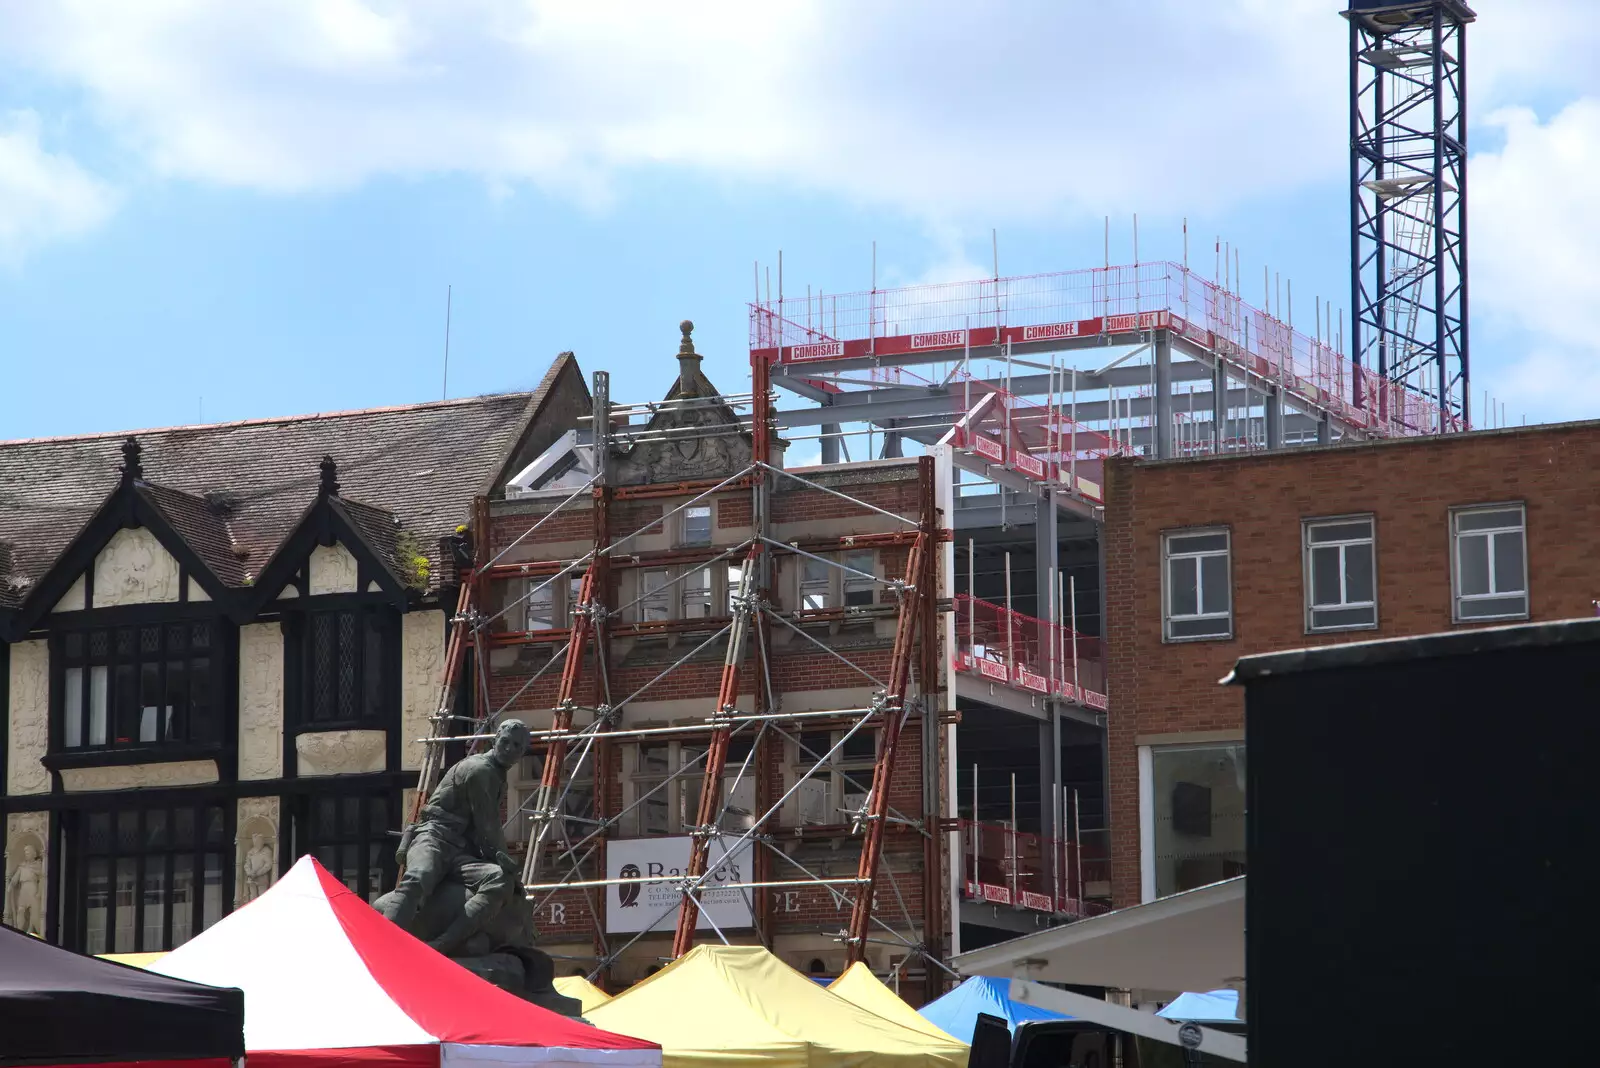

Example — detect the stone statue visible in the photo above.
[378,719,530,954]
[6,843,42,936]
[242,833,275,902]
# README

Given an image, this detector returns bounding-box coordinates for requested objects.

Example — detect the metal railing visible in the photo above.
[952,594,1105,709]
[959,819,1110,917]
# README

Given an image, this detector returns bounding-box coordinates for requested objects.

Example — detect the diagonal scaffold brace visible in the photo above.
[845,455,937,962]
[669,546,761,956]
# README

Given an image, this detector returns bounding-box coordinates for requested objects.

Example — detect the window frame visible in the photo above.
[287,603,401,731]
[65,801,230,955]
[793,550,880,613]
[679,503,714,547]
[50,616,231,763]
[622,736,758,837]
[1302,514,1379,633]
[788,729,879,827]
[1160,527,1233,642]
[629,564,740,626]
[1139,741,1247,903]
[1450,502,1530,623]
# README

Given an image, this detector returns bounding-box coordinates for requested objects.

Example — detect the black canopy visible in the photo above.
[0,923,244,1067]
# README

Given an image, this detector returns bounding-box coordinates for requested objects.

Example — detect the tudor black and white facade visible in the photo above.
[0,363,588,955]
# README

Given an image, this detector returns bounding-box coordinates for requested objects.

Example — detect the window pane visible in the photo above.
[141,862,168,952]
[1311,605,1376,630]
[681,569,713,619]
[843,551,875,607]
[641,570,670,622]
[173,808,195,849]
[89,666,108,746]
[1456,508,1522,533]
[1344,542,1375,604]
[85,858,110,955]
[312,614,336,721]
[202,853,223,934]
[1492,530,1525,593]
[1308,520,1371,544]
[1151,745,1247,898]
[204,807,225,847]
[145,809,169,850]
[190,658,215,743]
[139,661,163,742]
[1310,545,1342,607]
[566,576,584,626]
[64,667,84,748]
[1199,554,1229,616]
[113,663,138,744]
[1168,532,1227,555]
[683,505,712,545]
[171,860,194,948]
[337,613,358,720]
[1168,616,1231,639]
[840,731,876,762]
[113,857,138,953]
[363,615,385,720]
[165,659,187,742]
[1167,557,1199,618]
[117,811,140,853]
[527,583,555,630]
[1457,533,1491,597]
[726,564,745,614]
[1460,594,1527,620]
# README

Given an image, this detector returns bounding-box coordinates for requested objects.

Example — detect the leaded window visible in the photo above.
[295,606,396,726]
[303,792,397,904]
[57,622,221,751]
[75,803,227,954]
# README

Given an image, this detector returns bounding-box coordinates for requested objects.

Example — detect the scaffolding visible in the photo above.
[404,350,956,1000]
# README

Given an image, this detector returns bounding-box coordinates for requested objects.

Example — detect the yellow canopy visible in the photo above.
[828,962,962,1043]
[99,952,168,968]
[587,945,968,1068]
[555,975,613,1013]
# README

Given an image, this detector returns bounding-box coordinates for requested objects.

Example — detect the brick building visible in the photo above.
[1103,419,1600,908]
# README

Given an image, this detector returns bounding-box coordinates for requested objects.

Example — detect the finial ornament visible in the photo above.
[319,455,339,498]
[120,437,143,485]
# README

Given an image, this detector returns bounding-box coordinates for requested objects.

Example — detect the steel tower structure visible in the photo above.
[1345,0,1474,432]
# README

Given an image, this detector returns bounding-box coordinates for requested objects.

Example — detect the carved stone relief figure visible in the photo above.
[296,730,387,776]
[235,798,281,906]
[4,832,45,936]
[94,528,182,606]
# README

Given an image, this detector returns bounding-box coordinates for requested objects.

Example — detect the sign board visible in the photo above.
[605,836,755,934]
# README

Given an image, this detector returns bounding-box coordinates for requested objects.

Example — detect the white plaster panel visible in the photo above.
[308,543,360,596]
[61,760,219,792]
[188,577,211,602]
[93,527,182,606]
[296,729,387,776]
[400,610,446,771]
[279,585,300,599]
[238,622,285,780]
[53,575,86,614]
[4,812,49,936]
[236,796,281,906]
[6,642,49,796]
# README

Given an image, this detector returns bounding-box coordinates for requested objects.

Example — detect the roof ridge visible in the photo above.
[0,391,534,449]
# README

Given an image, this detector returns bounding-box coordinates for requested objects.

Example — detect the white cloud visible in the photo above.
[0,0,1358,221]
[1471,98,1600,420]
[0,110,119,264]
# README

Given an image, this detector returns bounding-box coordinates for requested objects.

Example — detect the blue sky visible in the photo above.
[3,1,1598,440]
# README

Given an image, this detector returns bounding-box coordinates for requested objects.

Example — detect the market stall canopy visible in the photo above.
[1158,990,1241,1024]
[0,922,243,1068]
[586,945,969,1068]
[151,856,660,1068]
[951,877,1245,998]
[827,964,961,1042]
[552,977,611,1015]
[917,977,1066,1043]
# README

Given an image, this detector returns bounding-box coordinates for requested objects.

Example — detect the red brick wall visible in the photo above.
[1104,422,1600,906]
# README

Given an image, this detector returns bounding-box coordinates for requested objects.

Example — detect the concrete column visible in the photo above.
[1153,332,1173,459]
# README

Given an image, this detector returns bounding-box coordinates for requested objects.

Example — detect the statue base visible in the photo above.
[453,951,587,1019]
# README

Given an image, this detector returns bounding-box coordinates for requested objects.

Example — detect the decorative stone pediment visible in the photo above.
[609,320,755,486]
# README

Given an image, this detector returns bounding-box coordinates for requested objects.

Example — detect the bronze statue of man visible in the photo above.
[378,719,532,955]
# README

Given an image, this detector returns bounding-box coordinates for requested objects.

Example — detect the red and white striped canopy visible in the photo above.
[153,856,658,1068]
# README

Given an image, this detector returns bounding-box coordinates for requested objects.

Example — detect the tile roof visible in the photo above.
[0,390,543,601]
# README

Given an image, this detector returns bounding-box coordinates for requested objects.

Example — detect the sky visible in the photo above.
[2,0,1598,441]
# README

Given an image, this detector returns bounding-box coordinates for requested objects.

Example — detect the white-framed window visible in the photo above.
[639,569,671,623]
[725,563,747,614]
[565,575,584,627]
[1304,515,1377,631]
[624,737,756,836]
[1162,528,1231,641]
[681,504,713,546]
[790,730,877,826]
[504,751,592,846]
[681,568,714,620]
[524,574,584,632]
[1451,503,1528,621]
[795,551,879,612]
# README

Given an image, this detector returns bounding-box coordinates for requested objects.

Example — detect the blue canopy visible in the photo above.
[1157,989,1240,1024]
[919,976,1069,1043]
